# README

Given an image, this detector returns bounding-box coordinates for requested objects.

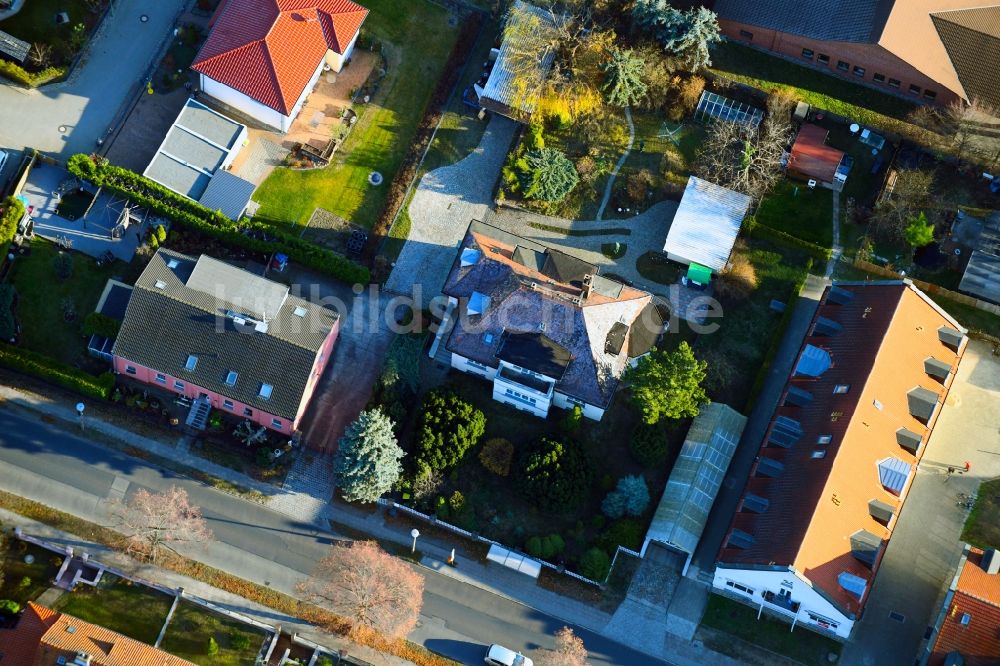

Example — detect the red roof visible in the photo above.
[788,123,845,184]
[0,602,59,664]
[192,0,368,115]
[930,549,1000,665]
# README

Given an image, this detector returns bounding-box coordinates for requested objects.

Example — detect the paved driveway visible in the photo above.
[841,339,1000,666]
[0,0,184,159]
[385,114,517,307]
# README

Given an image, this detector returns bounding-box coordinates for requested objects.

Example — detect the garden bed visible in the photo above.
[159,600,269,666]
[0,0,108,85]
[53,573,173,645]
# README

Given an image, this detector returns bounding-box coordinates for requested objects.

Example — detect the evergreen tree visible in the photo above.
[602,47,647,107]
[904,211,935,248]
[523,148,580,202]
[633,2,722,71]
[334,408,404,503]
[625,341,709,424]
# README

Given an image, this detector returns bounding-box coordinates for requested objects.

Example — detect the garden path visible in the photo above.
[825,189,843,279]
[596,106,635,221]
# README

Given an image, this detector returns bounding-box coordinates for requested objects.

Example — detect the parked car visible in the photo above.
[485,644,533,666]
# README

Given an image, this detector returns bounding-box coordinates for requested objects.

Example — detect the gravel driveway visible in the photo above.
[385,114,517,307]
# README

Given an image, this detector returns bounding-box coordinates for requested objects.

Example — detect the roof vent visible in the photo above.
[827,286,854,305]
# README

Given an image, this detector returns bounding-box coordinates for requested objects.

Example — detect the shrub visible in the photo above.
[625,169,655,206]
[82,312,121,339]
[17,577,31,589]
[229,632,252,650]
[0,60,66,87]
[448,490,465,513]
[414,390,486,476]
[526,534,565,560]
[0,345,113,399]
[53,252,72,281]
[0,599,20,616]
[0,196,25,245]
[155,224,168,243]
[518,438,591,511]
[65,155,370,285]
[478,438,514,477]
[522,148,579,202]
[717,247,758,299]
[579,548,611,581]
[0,285,14,342]
[601,475,651,519]
[667,75,705,122]
[525,122,545,151]
[597,518,644,552]
[207,636,219,656]
[629,422,671,467]
[562,405,582,433]
[575,156,599,186]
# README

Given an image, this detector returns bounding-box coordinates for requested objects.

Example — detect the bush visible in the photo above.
[629,422,670,467]
[0,285,14,342]
[562,405,582,433]
[579,548,611,581]
[525,534,565,560]
[478,437,514,477]
[207,636,219,656]
[575,156,599,186]
[717,248,758,299]
[517,438,591,511]
[0,599,21,615]
[65,155,370,285]
[525,122,545,151]
[601,475,651,519]
[414,390,486,476]
[0,60,66,87]
[597,518,644,553]
[0,344,113,399]
[82,312,121,339]
[229,631,252,650]
[521,148,579,203]
[448,490,464,513]
[0,196,25,246]
[155,224,167,243]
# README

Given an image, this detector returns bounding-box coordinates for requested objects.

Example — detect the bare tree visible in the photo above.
[233,419,268,447]
[695,109,791,202]
[28,43,52,69]
[909,98,1000,164]
[110,486,212,563]
[870,168,935,241]
[536,626,590,666]
[298,541,424,639]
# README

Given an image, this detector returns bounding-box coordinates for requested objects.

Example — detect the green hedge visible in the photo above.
[0,60,67,87]
[82,312,120,339]
[749,222,832,264]
[0,196,25,246]
[0,344,115,400]
[67,155,370,284]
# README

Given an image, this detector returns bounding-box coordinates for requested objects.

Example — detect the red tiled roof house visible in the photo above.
[712,280,968,640]
[192,0,368,132]
[923,546,1000,665]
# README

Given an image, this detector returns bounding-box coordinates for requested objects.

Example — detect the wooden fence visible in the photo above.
[852,258,1000,315]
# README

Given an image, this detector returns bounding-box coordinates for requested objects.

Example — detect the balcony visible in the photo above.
[762,590,801,614]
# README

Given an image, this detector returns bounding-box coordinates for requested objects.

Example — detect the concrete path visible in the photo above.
[843,340,1000,666]
[385,114,517,307]
[0,0,185,159]
[596,106,635,221]
[825,190,843,279]
[485,200,677,293]
[690,273,828,576]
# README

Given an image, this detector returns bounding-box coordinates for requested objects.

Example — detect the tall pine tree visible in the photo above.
[603,47,648,107]
[334,408,404,503]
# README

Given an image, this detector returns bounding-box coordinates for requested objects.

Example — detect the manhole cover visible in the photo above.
[368,171,383,186]
[139,14,149,22]
[889,611,906,623]
[58,125,67,133]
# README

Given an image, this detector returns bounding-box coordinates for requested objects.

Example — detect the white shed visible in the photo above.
[662,176,751,273]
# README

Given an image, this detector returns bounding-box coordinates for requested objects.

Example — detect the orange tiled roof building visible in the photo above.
[925,547,1000,665]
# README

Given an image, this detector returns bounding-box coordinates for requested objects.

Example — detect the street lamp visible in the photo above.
[410,528,420,554]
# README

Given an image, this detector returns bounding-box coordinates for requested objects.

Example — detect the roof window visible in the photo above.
[184,355,198,371]
[167,258,180,269]
[768,416,802,448]
[293,306,307,317]
[224,371,238,386]
[811,450,827,459]
[834,384,850,394]
[154,280,167,289]
[817,435,832,445]
[259,383,273,399]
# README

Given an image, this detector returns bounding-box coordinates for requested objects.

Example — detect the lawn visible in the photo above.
[961,478,1000,550]
[0,541,63,606]
[8,238,132,365]
[755,180,834,247]
[709,41,917,129]
[159,600,269,666]
[693,238,812,406]
[252,0,461,229]
[54,573,173,645]
[636,251,684,285]
[700,594,842,665]
[0,0,105,70]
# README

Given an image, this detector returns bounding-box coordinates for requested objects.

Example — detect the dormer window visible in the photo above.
[259,383,273,400]
[184,355,198,371]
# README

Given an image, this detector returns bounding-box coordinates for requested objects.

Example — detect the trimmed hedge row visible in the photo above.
[0,60,67,87]
[367,13,484,259]
[749,222,832,264]
[66,155,370,284]
[0,344,115,400]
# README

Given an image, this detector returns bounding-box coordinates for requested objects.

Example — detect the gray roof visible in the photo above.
[480,0,557,118]
[663,176,751,272]
[443,221,659,408]
[932,6,1000,110]
[143,98,246,200]
[645,403,748,558]
[0,30,30,63]
[198,170,256,221]
[712,0,895,43]
[959,211,1000,304]
[112,249,338,420]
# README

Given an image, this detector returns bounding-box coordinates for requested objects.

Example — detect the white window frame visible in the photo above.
[223,399,234,410]
[271,418,282,429]
[155,373,167,383]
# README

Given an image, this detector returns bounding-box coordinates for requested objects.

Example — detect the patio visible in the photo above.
[20,163,144,261]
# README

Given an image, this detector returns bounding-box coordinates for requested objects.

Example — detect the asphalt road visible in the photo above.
[0,408,664,666]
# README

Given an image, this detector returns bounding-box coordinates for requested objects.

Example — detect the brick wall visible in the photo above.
[718,20,962,108]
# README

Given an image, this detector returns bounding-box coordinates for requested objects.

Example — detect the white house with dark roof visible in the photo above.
[431,221,665,421]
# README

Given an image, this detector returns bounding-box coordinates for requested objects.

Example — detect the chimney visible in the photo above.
[982,548,1000,575]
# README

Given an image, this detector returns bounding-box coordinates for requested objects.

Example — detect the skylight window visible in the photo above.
[167,258,180,269]
[224,371,238,386]
[184,355,198,371]
[259,383,273,400]
[834,384,850,394]
[293,306,307,317]
[154,280,167,289]
[817,435,832,445]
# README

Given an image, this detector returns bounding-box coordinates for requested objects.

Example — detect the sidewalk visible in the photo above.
[0,508,406,666]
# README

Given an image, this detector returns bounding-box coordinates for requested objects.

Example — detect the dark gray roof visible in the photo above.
[932,7,1000,110]
[712,0,894,42]
[98,283,133,321]
[176,99,245,149]
[959,250,1000,305]
[145,153,213,199]
[112,250,337,420]
[198,171,256,221]
[497,331,571,378]
[542,250,591,285]
[0,30,30,63]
